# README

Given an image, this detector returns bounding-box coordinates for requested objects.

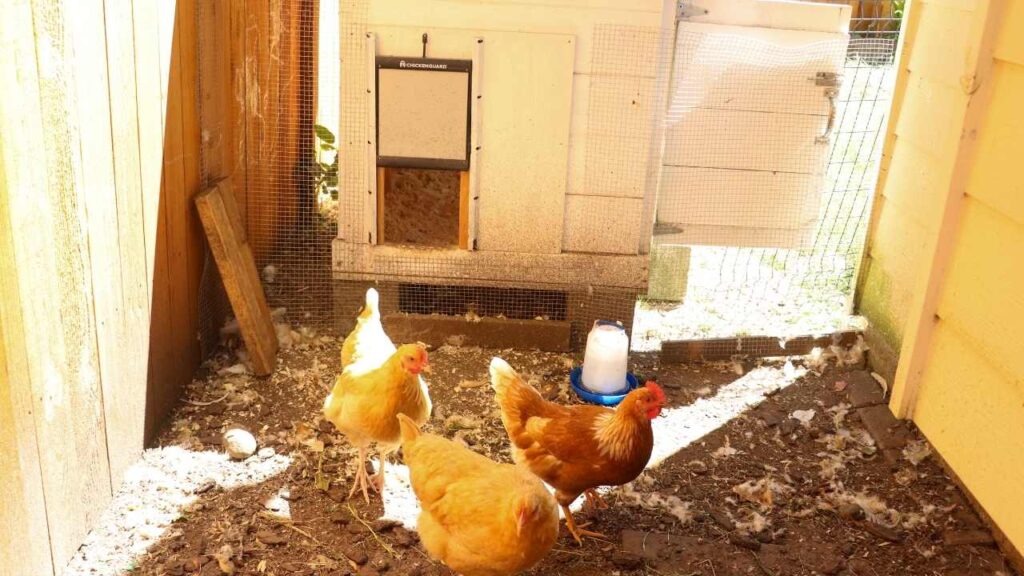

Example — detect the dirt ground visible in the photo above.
[67,328,1016,576]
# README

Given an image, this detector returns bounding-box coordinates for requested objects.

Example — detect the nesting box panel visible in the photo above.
[376,60,470,168]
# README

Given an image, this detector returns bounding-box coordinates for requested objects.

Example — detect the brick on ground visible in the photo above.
[845,370,885,408]
[858,404,911,450]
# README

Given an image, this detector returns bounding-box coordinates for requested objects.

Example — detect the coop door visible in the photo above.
[655,2,849,249]
[375,56,473,249]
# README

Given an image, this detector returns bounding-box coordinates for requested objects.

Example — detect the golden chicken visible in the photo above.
[490,357,666,543]
[397,413,558,576]
[324,289,432,501]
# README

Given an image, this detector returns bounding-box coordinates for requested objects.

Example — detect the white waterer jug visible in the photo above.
[581,320,629,394]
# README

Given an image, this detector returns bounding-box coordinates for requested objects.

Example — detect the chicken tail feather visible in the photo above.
[489,356,520,398]
[490,356,546,424]
[360,288,380,321]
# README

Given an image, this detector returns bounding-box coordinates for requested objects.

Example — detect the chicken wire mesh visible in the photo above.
[632,21,900,351]
[194,1,901,357]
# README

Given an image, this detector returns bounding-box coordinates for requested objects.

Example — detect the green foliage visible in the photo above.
[892,0,906,20]
[313,124,339,200]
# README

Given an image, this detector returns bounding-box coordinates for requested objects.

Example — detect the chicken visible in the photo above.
[489,357,666,544]
[397,413,558,576]
[324,301,431,501]
[340,287,394,370]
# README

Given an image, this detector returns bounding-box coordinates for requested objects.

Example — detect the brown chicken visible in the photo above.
[324,288,432,502]
[489,357,666,543]
[397,413,558,576]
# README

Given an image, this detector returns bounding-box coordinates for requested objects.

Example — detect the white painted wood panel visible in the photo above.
[658,166,819,228]
[365,0,662,75]
[563,195,643,254]
[372,28,575,254]
[656,223,812,248]
[663,108,830,174]
[584,75,655,199]
[656,13,848,248]
[685,0,851,33]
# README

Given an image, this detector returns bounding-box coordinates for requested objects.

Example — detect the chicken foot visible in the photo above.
[347,447,373,503]
[370,452,387,493]
[561,505,608,545]
[582,489,609,511]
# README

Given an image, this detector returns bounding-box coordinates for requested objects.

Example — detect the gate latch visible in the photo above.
[811,72,841,144]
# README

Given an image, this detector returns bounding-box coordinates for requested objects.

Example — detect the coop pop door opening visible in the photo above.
[375,56,472,248]
[377,167,468,247]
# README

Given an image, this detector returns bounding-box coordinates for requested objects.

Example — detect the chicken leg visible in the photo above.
[348,447,373,503]
[370,451,386,493]
[561,505,607,545]
[583,488,609,511]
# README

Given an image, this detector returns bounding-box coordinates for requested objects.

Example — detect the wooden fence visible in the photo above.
[0,1,311,574]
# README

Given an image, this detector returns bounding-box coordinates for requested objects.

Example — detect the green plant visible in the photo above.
[892,0,906,19]
[313,124,339,201]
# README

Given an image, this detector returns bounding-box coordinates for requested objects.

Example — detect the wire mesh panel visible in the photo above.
[194,1,901,356]
[632,22,900,350]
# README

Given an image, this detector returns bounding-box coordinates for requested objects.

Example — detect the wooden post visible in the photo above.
[459,170,470,249]
[377,166,387,245]
[195,182,279,375]
[888,0,1007,419]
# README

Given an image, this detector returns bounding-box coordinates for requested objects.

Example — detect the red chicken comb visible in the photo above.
[644,381,666,403]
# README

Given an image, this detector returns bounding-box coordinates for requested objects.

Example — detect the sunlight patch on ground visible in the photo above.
[378,459,420,529]
[378,364,806,526]
[65,447,291,576]
[649,364,806,467]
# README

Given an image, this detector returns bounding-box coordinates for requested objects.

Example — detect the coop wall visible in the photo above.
[336,0,663,258]
[858,0,1024,565]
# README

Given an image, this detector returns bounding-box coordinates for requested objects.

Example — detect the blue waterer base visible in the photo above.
[570,367,639,406]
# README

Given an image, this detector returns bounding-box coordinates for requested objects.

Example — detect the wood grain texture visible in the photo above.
[159,0,198,402]
[0,85,54,574]
[196,182,279,375]
[76,0,151,491]
[6,1,113,567]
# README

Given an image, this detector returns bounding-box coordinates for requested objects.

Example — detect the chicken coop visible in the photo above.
[329,0,858,351]
[3,0,1024,574]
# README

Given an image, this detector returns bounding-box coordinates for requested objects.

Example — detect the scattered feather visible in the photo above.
[618,483,693,525]
[903,441,932,466]
[735,510,769,535]
[871,372,889,395]
[791,409,816,427]
[261,264,278,284]
[732,477,793,510]
[712,436,740,459]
